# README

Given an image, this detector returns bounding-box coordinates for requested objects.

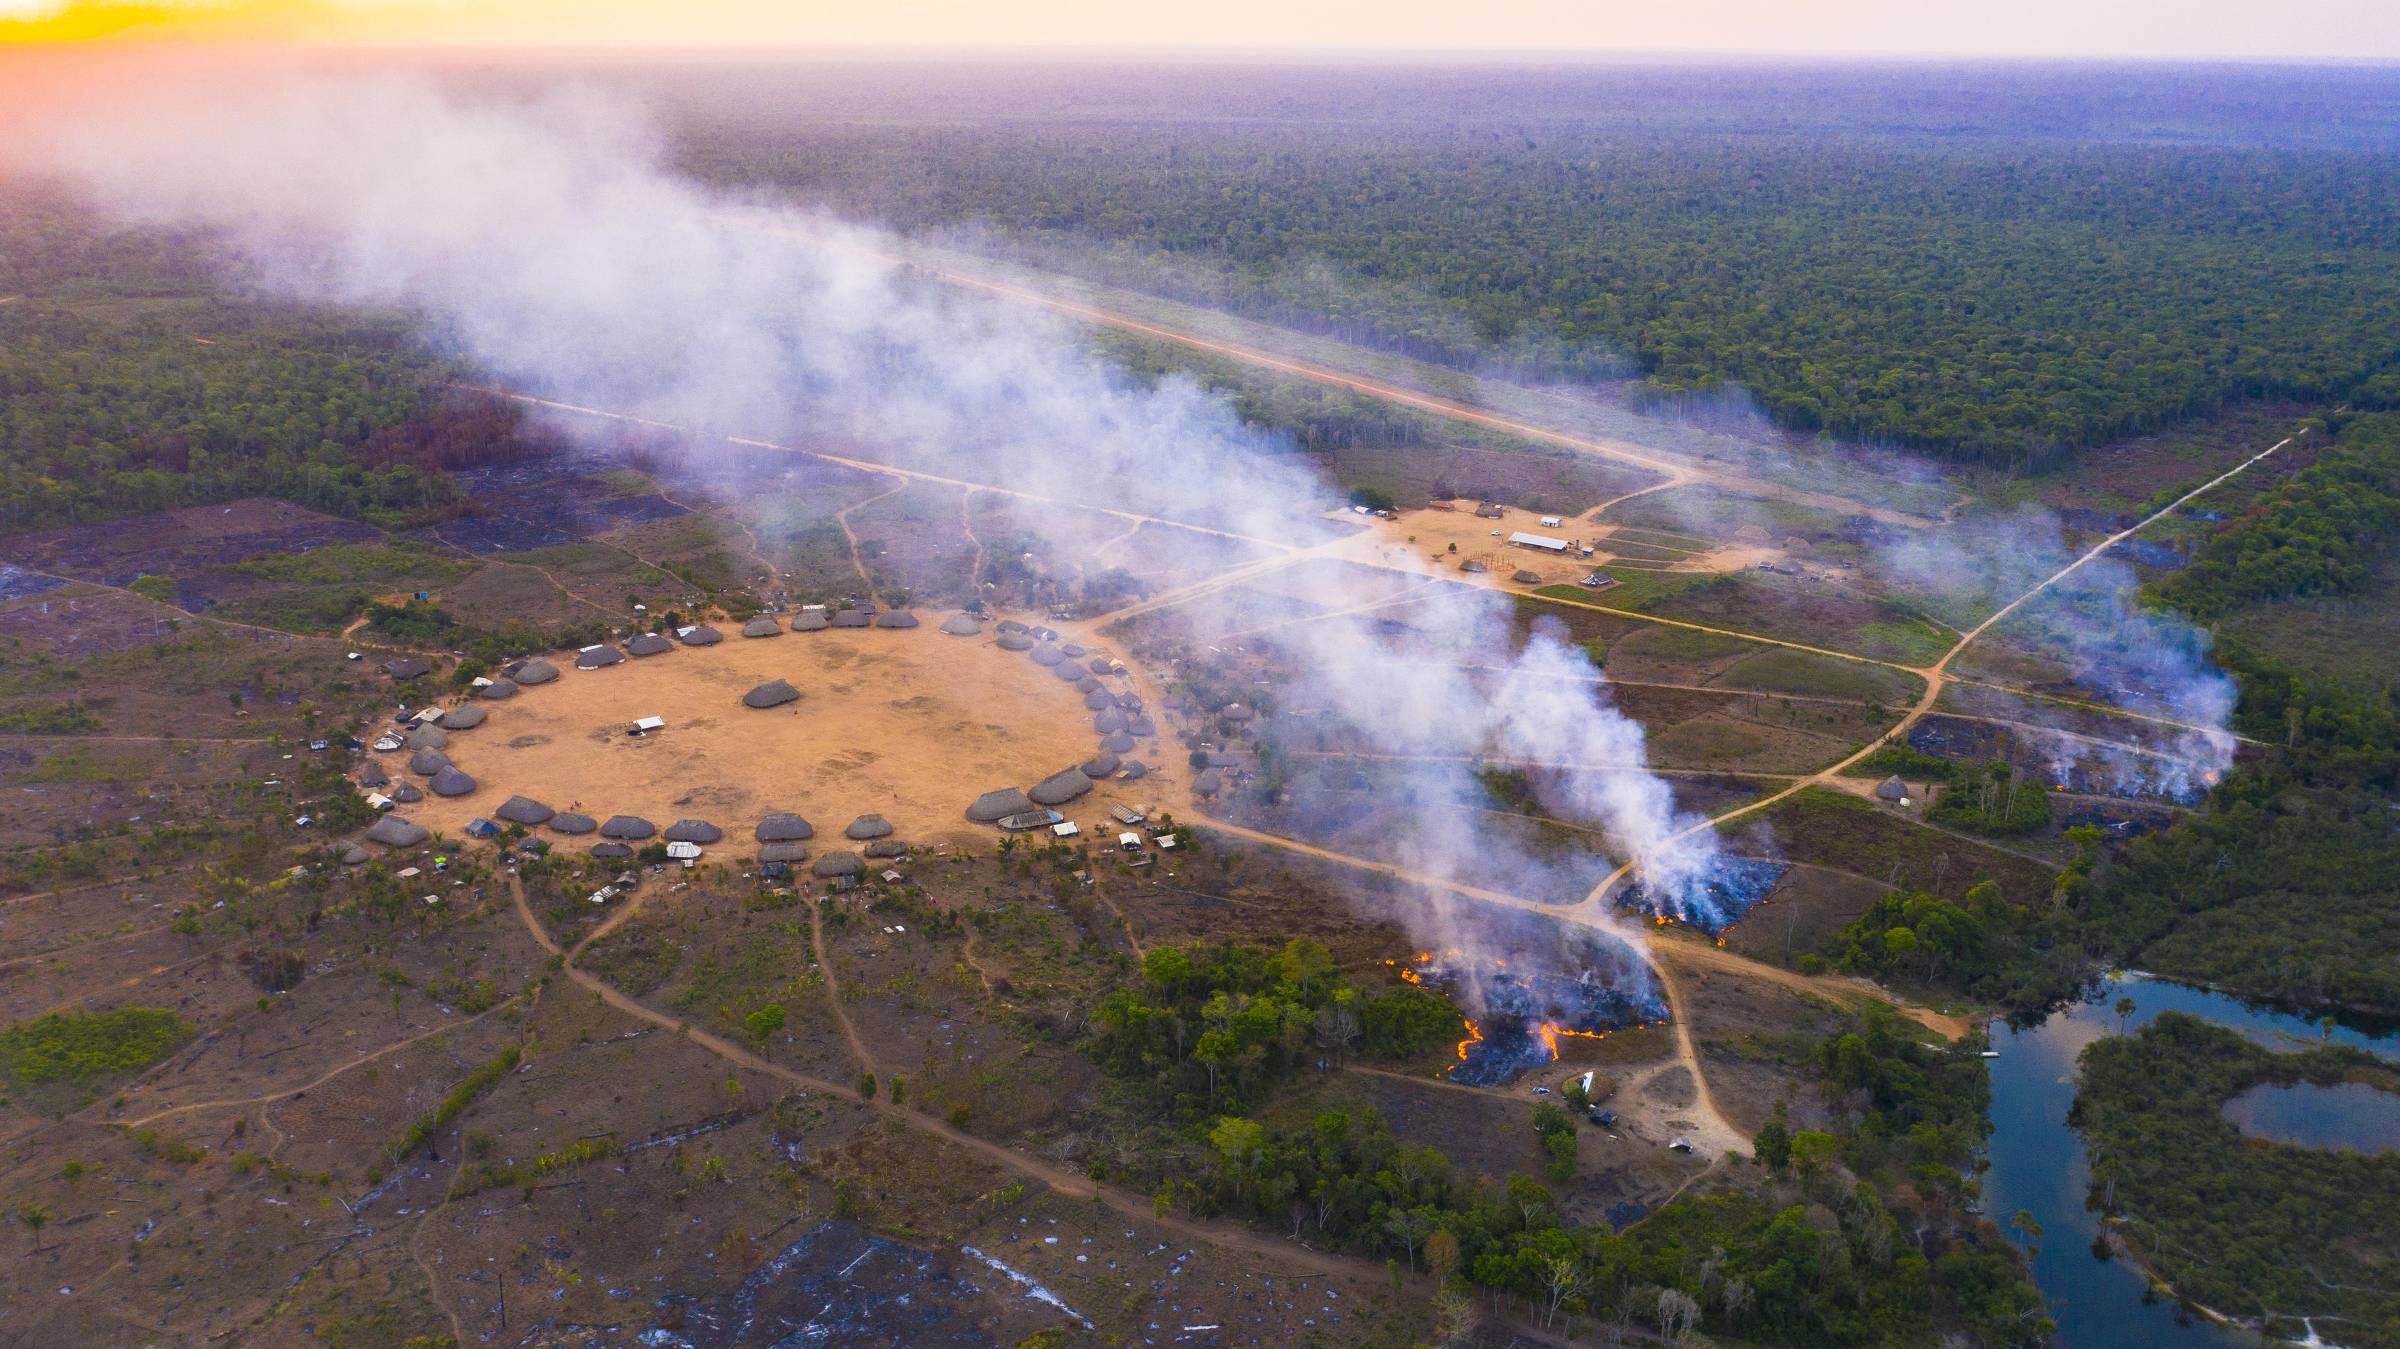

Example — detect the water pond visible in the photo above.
[1981,973,2399,1348]
[2224,1079,2400,1155]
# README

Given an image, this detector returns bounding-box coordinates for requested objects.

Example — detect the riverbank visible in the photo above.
[1984,973,2400,1349]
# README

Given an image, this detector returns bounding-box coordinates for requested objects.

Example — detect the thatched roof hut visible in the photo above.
[741,616,784,639]
[679,624,724,646]
[389,783,424,803]
[340,844,370,866]
[1512,569,1543,585]
[758,841,810,864]
[830,610,871,629]
[1101,731,1136,754]
[626,632,673,657]
[592,842,633,860]
[1219,702,1256,724]
[1193,768,1225,795]
[811,852,865,879]
[512,658,560,685]
[939,614,982,636]
[475,679,518,700]
[1733,523,1773,547]
[381,656,431,681]
[876,610,919,629]
[1876,776,1910,802]
[1119,760,1149,781]
[845,814,893,840]
[966,787,1037,823]
[1128,716,1158,738]
[1081,751,1121,779]
[995,631,1034,651]
[1082,690,1114,711]
[441,703,488,730]
[1028,767,1095,806]
[864,839,909,859]
[359,761,390,789]
[1459,559,1488,574]
[996,618,1029,634]
[1093,709,1128,734]
[755,813,815,842]
[363,816,428,847]
[1028,644,1065,666]
[408,747,450,776]
[496,795,555,826]
[548,812,597,835]
[405,724,448,751]
[665,819,723,844]
[790,611,831,632]
[577,644,626,669]
[743,679,800,709]
[430,766,478,797]
[1060,644,1087,659]
[600,815,656,840]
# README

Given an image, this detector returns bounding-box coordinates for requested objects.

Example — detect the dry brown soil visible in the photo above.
[391,623,1167,850]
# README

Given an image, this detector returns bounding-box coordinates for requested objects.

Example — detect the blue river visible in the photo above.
[1980,973,2400,1348]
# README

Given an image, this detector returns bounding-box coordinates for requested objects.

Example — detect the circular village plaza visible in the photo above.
[348,606,1215,885]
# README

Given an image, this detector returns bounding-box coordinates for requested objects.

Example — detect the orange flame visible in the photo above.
[1455,1019,1484,1062]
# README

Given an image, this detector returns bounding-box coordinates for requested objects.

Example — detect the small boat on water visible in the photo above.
[998,809,1065,832]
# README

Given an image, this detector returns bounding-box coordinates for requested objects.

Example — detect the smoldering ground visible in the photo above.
[21,72,1731,986]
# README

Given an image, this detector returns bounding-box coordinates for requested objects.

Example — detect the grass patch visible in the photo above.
[1537,569,1719,612]
[25,748,147,783]
[234,542,472,589]
[1851,619,1953,666]
[0,1007,189,1090]
[1613,624,1760,664]
[1737,787,2054,904]
[0,701,104,734]
[1717,648,1924,705]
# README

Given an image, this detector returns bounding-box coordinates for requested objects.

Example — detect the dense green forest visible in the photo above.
[688,120,2400,465]
[1089,945,2044,1345]
[2072,1013,2400,1345]
[0,188,551,530]
[2067,412,2400,1011]
[1826,878,2089,1015]
[2164,412,2400,617]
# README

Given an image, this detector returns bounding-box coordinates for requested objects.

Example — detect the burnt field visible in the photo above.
[0,498,383,608]
[414,457,691,553]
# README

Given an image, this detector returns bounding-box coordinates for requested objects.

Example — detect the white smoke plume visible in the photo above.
[21,73,1726,958]
[1869,505,2238,798]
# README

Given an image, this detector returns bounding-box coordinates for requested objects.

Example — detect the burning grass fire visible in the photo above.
[1615,856,1786,936]
[1388,945,1668,1089]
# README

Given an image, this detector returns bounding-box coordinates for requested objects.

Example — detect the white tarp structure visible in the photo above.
[1508,531,1571,552]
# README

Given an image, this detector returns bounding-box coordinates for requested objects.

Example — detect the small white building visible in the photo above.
[1539,515,1565,529]
[631,715,666,735]
[1117,831,1144,852]
[1052,820,1081,839]
[665,841,703,861]
[1507,531,1572,553]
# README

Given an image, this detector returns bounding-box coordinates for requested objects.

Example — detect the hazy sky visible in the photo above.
[3,0,2398,59]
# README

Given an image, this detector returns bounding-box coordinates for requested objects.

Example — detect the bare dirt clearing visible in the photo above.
[397,627,1161,848]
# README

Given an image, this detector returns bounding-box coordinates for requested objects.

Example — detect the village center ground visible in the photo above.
[400,625,1174,849]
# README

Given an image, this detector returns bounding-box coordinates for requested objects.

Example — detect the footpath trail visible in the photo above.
[504,874,1376,1284]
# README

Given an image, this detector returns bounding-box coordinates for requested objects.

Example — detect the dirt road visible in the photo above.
[902,253,1944,530]
[505,872,1382,1284]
